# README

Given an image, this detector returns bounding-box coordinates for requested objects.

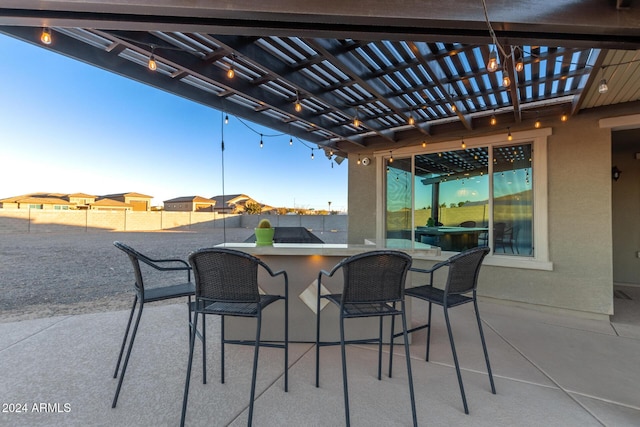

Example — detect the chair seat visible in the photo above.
[326,294,400,318]
[199,294,282,316]
[405,285,472,308]
[143,282,195,303]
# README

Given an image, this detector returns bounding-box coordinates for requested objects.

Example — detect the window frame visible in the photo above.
[375,128,552,270]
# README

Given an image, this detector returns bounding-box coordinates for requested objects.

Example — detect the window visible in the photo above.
[29,204,43,209]
[381,128,550,266]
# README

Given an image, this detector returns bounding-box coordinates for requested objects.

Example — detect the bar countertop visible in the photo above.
[217,239,441,259]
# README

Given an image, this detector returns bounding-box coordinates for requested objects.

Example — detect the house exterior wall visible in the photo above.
[348,106,619,318]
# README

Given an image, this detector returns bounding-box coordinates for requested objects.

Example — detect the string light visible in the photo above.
[224,114,229,125]
[422,140,427,148]
[353,107,360,128]
[507,127,513,141]
[357,154,361,165]
[294,91,302,113]
[40,28,52,45]
[487,48,498,72]
[502,69,511,87]
[289,137,293,146]
[515,57,524,72]
[461,138,466,149]
[311,148,314,160]
[534,116,541,128]
[490,113,497,126]
[227,55,235,79]
[408,114,415,126]
[561,113,568,122]
[259,134,263,148]
[148,46,157,71]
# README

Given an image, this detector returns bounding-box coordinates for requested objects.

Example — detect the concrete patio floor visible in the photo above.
[1,298,639,426]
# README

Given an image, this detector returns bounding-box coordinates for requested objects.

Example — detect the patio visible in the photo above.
[2,295,639,426]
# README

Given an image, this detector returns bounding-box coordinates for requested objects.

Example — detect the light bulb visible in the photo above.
[353,117,360,128]
[294,101,302,113]
[450,102,457,113]
[227,66,235,79]
[224,115,229,124]
[507,128,513,141]
[422,141,426,148]
[408,115,415,125]
[490,114,497,126]
[515,59,524,72]
[40,28,52,45]
[289,137,293,146]
[561,113,568,122]
[502,71,511,88]
[534,119,541,128]
[598,79,608,94]
[487,49,498,72]
[148,55,157,71]
[461,139,466,149]
[357,156,361,165]
[311,150,314,160]
[259,135,263,148]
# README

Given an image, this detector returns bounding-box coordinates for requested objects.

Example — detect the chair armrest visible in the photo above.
[409,259,448,275]
[140,257,192,281]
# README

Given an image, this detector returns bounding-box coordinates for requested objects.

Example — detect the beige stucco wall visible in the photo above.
[348,106,620,317]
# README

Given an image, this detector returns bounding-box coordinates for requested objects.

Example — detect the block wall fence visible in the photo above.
[0,209,347,234]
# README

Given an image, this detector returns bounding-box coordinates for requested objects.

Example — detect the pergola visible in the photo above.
[1,1,640,161]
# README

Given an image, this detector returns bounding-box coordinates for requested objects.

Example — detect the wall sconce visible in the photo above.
[612,166,622,181]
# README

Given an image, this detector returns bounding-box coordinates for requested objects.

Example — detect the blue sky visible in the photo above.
[0,34,348,211]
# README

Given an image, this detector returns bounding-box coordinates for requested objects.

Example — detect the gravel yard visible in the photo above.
[0,228,346,322]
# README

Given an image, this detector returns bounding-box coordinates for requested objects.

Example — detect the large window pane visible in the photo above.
[414,148,489,251]
[493,144,533,256]
[386,157,412,243]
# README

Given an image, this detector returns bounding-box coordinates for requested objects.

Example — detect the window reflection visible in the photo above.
[384,143,534,256]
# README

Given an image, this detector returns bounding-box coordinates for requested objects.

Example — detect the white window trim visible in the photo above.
[375,127,553,271]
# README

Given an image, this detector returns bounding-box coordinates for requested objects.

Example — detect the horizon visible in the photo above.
[0,33,348,212]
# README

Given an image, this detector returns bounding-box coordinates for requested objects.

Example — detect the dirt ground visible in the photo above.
[0,227,347,323]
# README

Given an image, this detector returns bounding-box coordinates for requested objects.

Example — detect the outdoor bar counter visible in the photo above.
[216,241,440,342]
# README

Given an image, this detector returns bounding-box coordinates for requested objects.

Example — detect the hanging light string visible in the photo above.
[220,111,227,244]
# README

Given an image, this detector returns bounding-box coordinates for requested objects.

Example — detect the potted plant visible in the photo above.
[254,218,275,246]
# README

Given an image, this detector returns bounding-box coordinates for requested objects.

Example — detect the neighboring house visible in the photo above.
[0,194,73,210]
[89,198,132,211]
[163,196,216,212]
[99,192,153,211]
[209,194,269,214]
[66,193,97,209]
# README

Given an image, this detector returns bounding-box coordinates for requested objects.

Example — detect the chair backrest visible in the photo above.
[188,248,261,303]
[338,250,412,304]
[444,246,490,295]
[114,241,147,293]
[459,220,476,228]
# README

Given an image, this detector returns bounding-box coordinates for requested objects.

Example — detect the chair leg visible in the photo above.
[284,297,289,392]
[112,299,144,408]
[401,305,418,427]
[202,314,207,385]
[473,299,496,394]
[315,298,321,388]
[443,306,469,414]
[388,304,396,378]
[339,315,350,427]
[425,301,433,361]
[221,315,225,384]
[377,315,383,381]
[180,311,199,427]
[113,296,137,379]
[248,312,262,426]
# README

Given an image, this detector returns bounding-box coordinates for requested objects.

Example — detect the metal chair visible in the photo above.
[315,250,417,427]
[405,246,495,414]
[111,241,195,408]
[181,248,288,427]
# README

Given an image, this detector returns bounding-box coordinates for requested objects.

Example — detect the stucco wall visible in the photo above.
[348,107,617,317]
